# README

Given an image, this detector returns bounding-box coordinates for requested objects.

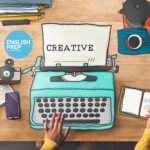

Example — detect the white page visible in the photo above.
[140,92,150,117]
[0,85,14,106]
[122,88,142,115]
[0,6,39,13]
[42,24,111,67]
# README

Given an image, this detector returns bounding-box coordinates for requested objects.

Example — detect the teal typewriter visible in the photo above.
[23,23,119,130]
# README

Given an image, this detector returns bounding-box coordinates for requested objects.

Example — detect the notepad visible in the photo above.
[0,85,14,106]
[118,86,150,118]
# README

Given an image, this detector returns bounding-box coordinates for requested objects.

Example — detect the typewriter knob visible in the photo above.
[126,34,143,50]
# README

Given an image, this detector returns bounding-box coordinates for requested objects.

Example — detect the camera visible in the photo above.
[0,59,21,84]
[118,28,150,55]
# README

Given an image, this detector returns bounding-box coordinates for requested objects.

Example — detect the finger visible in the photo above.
[58,114,64,133]
[50,112,56,130]
[63,127,71,140]
[53,113,62,132]
[45,118,49,131]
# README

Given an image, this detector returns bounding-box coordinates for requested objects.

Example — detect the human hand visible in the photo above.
[44,112,71,144]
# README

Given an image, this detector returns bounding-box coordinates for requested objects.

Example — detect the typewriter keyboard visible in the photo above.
[32,97,112,125]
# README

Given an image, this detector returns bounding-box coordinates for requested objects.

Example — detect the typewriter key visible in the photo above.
[58,98,63,102]
[38,109,44,113]
[102,98,107,102]
[73,108,78,113]
[100,108,105,112]
[73,103,78,107]
[50,98,55,102]
[58,108,64,113]
[45,109,50,113]
[87,108,92,113]
[36,98,41,103]
[76,114,81,118]
[83,114,88,118]
[51,103,56,107]
[88,98,93,102]
[66,103,71,107]
[81,103,86,107]
[49,114,53,118]
[41,114,47,118]
[95,114,100,118]
[66,98,71,102]
[74,98,78,102]
[70,114,75,118]
[94,109,99,113]
[38,103,43,107]
[66,109,71,113]
[88,103,93,107]
[101,103,106,107]
[89,113,94,118]
[95,98,100,102]
[43,98,48,102]
[95,103,100,107]
[52,109,56,112]
[44,103,49,107]
[64,114,68,118]
[80,98,85,102]
[59,103,64,107]
[80,108,85,113]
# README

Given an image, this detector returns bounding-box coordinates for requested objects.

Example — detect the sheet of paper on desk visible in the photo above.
[0,85,14,106]
[42,24,111,67]
[121,88,142,115]
[140,92,150,117]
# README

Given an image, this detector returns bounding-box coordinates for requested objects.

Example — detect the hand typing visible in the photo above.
[44,112,71,144]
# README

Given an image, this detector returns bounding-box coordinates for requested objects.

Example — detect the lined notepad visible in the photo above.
[0,85,14,106]
[119,87,150,118]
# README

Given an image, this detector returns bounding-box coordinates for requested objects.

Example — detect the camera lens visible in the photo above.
[127,34,142,50]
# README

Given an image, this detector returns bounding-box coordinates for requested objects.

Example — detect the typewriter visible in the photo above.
[23,23,119,130]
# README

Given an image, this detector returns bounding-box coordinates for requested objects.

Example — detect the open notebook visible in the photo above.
[118,86,150,118]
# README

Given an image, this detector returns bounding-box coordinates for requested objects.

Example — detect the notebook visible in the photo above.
[0,85,14,106]
[42,24,111,67]
[118,86,150,118]
[0,0,51,7]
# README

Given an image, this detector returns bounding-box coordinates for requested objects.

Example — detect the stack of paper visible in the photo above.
[0,0,52,25]
[0,85,14,106]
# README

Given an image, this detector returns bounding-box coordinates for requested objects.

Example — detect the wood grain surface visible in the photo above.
[0,0,149,141]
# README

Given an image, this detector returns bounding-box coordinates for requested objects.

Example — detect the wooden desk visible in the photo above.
[0,0,149,141]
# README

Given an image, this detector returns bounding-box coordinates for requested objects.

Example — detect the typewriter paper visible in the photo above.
[121,88,142,115]
[42,24,111,67]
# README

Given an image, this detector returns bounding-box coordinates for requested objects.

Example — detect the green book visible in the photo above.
[0,0,51,7]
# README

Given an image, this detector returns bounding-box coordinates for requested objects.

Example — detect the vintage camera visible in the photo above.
[0,59,21,84]
[118,28,150,55]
